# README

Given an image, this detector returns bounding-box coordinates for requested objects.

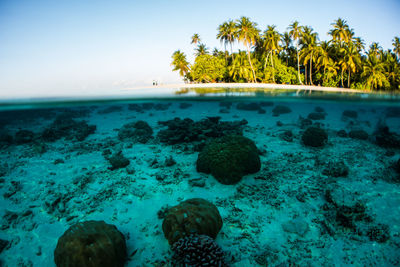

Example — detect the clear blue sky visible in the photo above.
[0,0,399,97]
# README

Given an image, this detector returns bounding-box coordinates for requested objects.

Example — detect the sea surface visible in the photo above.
[0,88,400,267]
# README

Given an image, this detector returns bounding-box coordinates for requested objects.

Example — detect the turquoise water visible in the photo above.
[0,88,399,266]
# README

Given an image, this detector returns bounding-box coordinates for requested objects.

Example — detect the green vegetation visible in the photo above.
[171,17,400,91]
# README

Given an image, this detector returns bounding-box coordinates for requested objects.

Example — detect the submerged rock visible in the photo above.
[54,220,127,267]
[196,135,261,184]
[301,127,328,147]
[162,198,222,245]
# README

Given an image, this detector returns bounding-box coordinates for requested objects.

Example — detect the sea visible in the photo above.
[0,87,399,267]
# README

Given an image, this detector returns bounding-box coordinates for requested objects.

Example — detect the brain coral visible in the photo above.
[54,220,127,267]
[196,135,261,185]
[162,198,223,245]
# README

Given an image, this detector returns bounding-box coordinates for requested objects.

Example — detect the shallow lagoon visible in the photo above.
[0,88,400,266]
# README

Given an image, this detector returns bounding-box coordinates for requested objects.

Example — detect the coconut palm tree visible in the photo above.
[340,43,361,88]
[369,42,382,59]
[195,43,209,56]
[362,54,388,90]
[288,21,303,84]
[236,16,260,83]
[316,41,334,78]
[392,36,400,60]
[191,34,201,45]
[171,50,190,77]
[353,37,365,54]
[262,25,281,83]
[281,32,292,65]
[300,27,319,85]
[228,50,253,82]
[329,18,350,45]
[382,50,400,88]
[217,20,238,61]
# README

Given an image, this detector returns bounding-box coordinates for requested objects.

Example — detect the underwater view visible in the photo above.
[0,88,399,266]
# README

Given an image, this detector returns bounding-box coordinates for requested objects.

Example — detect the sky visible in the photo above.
[0,0,399,97]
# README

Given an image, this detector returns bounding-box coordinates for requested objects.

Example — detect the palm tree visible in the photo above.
[362,54,388,90]
[382,50,400,88]
[281,32,292,65]
[195,43,209,56]
[329,18,350,45]
[262,25,281,82]
[288,21,303,84]
[392,36,400,60]
[340,43,361,88]
[316,41,334,80]
[353,37,365,54]
[236,16,260,82]
[300,27,319,85]
[369,42,382,59]
[171,50,190,77]
[228,50,253,82]
[217,20,238,61]
[191,34,201,45]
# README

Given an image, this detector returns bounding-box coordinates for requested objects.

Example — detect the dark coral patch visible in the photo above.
[162,198,222,245]
[54,220,127,267]
[196,135,261,184]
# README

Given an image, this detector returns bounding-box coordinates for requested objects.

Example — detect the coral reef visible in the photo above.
[301,127,328,147]
[307,112,326,120]
[54,220,127,267]
[41,114,96,142]
[106,151,130,170]
[162,198,222,245]
[14,130,34,144]
[342,110,358,119]
[349,129,369,140]
[118,120,153,143]
[196,135,261,184]
[272,105,292,116]
[322,160,349,177]
[171,234,227,267]
[374,125,400,149]
[157,117,247,145]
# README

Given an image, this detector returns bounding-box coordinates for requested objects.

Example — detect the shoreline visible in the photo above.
[125,83,367,93]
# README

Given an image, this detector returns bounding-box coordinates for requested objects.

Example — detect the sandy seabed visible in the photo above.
[0,98,399,266]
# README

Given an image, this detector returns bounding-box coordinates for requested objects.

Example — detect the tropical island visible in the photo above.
[171,17,400,91]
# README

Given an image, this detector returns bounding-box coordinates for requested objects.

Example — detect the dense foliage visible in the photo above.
[171,17,400,91]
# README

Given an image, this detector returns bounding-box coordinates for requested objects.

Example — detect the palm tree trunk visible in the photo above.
[340,68,344,88]
[305,62,308,85]
[230,43,234,61]
[271,52,275,83]
[309,53,313,85]
[296,43,303,84]
[246,44,257,83]
[348,69,351,88]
